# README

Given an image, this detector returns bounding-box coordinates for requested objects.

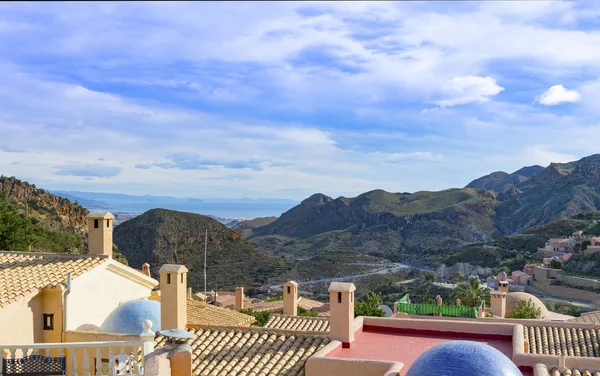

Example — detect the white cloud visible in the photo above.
[537,85,581,105]
[435,76,505,107]
[381,152,444,164]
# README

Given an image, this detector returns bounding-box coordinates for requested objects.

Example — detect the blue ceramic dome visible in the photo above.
[406,341,522,376]
[99,300,161,335]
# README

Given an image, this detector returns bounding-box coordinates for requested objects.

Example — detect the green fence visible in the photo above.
[396,295,482,318]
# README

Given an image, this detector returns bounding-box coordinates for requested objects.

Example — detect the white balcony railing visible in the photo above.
[0,321,155,376]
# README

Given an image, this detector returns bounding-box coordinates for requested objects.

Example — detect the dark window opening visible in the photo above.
[94,219,99,229]
[106,219,110,228]
[287,286,291,294]
[167,274,171,284]
[351,292,353,303]
[181,274,184,283]
[337,292,342,304]
[43,313,54,330]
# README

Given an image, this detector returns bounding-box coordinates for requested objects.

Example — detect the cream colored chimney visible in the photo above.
[235,287,245,311]
[490,291,507,318]
[141,263,151,277]
[283,281,298,316]
[498,280,509,294]
[86,212,115,257]
[159,264,188,330]
[329,282,356,347]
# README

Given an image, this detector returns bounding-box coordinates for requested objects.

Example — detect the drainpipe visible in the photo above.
[62,272,72,341]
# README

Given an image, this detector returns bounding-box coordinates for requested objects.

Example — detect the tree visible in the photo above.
[452,272,466,283]
[581,240,591,251]
[239,309,271,326]
[507,299,542,319]
[423,271,437,282]
[0,196,33,251]
[549,259,562,270]
[354,293,386,317]
[453,276,490,307]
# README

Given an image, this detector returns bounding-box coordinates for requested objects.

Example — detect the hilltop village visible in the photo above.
[1,211,600,376]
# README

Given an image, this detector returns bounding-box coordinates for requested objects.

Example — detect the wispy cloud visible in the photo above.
[0,2,599,199]
[54,164,122,178]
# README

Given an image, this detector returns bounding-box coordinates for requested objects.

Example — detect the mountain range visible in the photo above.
[243,154,600,259]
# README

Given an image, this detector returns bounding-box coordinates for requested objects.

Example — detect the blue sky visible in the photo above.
[1,1,600,200]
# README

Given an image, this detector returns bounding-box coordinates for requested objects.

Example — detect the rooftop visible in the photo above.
[155,326,330,376]
[325,325,518,375]
[149,292,255,327]
[86,211,115,219]
[249,297,326,313]
[0,251,107,308]
[523,324,599,357]
[264,314,330,332]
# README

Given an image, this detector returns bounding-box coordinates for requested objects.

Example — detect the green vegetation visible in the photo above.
[453,276,491,307]
[297,306,318,317]
[354,292,385,317]
[506,299,542,319]
[239,309,270,326]
[549,259,562,270]
[541,299,591,317]
[266,296,284,302]
[0,195,33,251]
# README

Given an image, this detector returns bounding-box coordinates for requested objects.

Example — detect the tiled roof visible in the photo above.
[523,325,600,357]
[155,326,330,376]
[249,297,326,313]
[537,364,600,376]
[149,292,255,327]
[0,251,107,308]
[567,311,600,324]
[264,314,330,332]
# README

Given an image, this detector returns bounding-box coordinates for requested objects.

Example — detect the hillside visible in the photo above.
[0,176,89,253]
[496,154,600,234]
[232,216,278,238]
[465,165,544,193]
[248,154,600,262]
[250,188,499,258]
[113,209,280,289]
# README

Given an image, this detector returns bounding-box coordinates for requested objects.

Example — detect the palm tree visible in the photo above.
[453,276,491,307]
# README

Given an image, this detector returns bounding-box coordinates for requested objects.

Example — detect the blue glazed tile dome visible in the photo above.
[99,300,161,335]
[406,340,522,376]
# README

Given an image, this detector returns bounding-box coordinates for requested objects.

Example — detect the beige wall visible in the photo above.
[42,286,64,343]
[0,292,43,344]
[67,263,154,331]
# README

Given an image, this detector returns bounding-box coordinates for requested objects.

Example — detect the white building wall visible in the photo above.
[67,263,155,331]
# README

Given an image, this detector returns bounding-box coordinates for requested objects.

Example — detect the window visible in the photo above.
[43,314,54,330]
[337,292,342,304]
[181,274,184,283]
[287,286,291,294]
[94,219,99,229]
[167,274,171,284]
[350,292,353,303]
[106,219,110,228]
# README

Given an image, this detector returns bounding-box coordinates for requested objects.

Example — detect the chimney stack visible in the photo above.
[498,280,509,294]
[159,264,188,330]
[142,263,151,277]
[283,281,298,316]
[235,287,245,311]
[328,282,356,348]
[490,291,507,318]
[86,212,115,257]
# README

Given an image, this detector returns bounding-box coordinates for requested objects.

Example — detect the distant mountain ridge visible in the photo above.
[247,154,600,260]
[465,165,545,193]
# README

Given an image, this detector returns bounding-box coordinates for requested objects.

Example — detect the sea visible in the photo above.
[93,202,296,220]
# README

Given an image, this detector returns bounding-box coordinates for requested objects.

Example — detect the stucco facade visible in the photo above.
[0,293,43,344]
[67,260,157,331]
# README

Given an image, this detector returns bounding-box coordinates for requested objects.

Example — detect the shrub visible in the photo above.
[355,293,385,317]
[507,299,542,319]
[297,306,318,317]
[239,309,271,326]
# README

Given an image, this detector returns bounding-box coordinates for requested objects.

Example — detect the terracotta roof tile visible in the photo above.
[567,311,600,324]
[0,251,107,307]
[264,314,330,332]
[523,325,600,357]
[538,364,600,376]
[149,292,255,327]
[249,297,326,313]
[155,326,330,376]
